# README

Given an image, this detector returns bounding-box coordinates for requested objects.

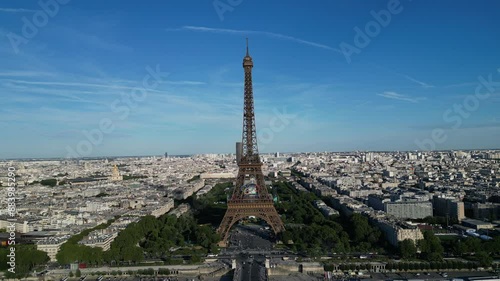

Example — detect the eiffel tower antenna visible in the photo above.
[246,37,249,56]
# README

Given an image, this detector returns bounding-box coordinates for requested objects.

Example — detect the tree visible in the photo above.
[418,231,444,261]
[0,245,50,279]
[75,269,81,277]
[464,237,482,254]
[158,268,170,275]
[40,178,58,186]
[476,251,493,267]
[190,255,201,263]
[452,240,468,256]
[69,271,74,277]
[408,263,417,270]
[467,262,474,270]
[281,231,293,244]
[399,239,417,259]
[122,246,144,263]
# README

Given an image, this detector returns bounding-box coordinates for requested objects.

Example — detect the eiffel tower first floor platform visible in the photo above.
[217,199,285,247]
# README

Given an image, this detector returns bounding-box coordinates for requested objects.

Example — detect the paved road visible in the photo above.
[225,224,274,252]
[226,225,271,281]
[59,278,196,281]
[268,274,321,281]
[234,254,267,281]
[47,264,211,275]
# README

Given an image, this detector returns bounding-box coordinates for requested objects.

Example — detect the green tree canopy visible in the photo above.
[399,239,417,259]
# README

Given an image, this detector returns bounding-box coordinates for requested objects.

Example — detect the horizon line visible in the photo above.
[2,148,500,161]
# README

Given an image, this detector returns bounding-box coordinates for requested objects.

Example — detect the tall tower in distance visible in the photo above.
[217,39,285,246]
[236,142,243,164]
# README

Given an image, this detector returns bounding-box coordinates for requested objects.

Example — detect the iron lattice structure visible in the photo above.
[217,40,285,245]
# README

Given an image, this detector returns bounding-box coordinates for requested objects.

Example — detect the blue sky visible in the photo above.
[1,0,500,158]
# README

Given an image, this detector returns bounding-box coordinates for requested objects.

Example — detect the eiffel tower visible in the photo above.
[217,39,285,246]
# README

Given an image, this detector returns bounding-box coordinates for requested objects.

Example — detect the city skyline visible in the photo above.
[1,1,500,158]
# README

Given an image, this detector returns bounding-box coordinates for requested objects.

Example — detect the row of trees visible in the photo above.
[408,231,469,263]
[399,233,500,266]
[274,181,385,255]
[86,268,171,276]
[281,223,351,256]
[54,183,235,267]
[0,245,49,279]
[414,215,459,226]
[191,182,232,225]
[386,260,479,271]
[56,217,118,264]
[275,181,347,255]
[419,231,445,261]
[274,182,326,225]
[56,213,220,265]
[41,178,58,186]
[346,213,382,252]
[134,215,220,259]
[58,184,237,266]
[123,174,147,180]
[136,268,171,276]
[447,236,500,256]
[445,235,499,266]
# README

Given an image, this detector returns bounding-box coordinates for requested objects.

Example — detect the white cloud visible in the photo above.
[377,91,425,103]
[1,78,205,90]
[0,70,56,77]
[400,74,434,88]
[0,8,36,13]
[169,26,342,53]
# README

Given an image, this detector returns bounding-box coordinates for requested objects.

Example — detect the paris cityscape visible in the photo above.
[1,1,500,281]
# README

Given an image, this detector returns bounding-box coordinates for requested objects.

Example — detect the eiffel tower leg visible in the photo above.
[259,208,285,234]
[218,212,246,246]
[218,205,285,246]
[217,211,235,245]
[267,211,285,233]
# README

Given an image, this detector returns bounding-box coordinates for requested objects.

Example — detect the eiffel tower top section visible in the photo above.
[240,38,260,165]
[243,38,253,68]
